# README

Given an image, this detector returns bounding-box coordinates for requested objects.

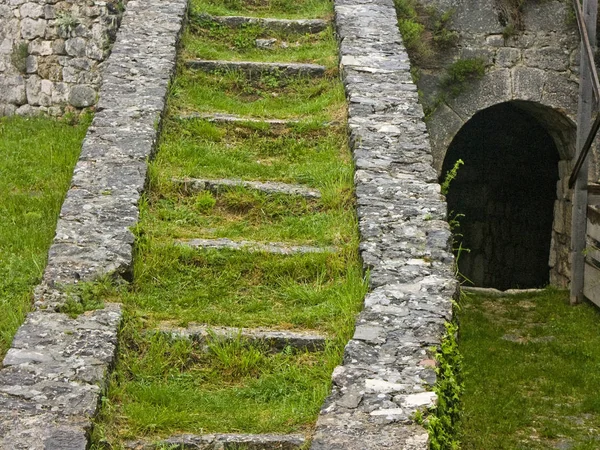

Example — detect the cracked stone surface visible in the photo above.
[0,0,187,446]
[173,177,322,198]
[179,238,336,255]
[186,59,326,78]
[309,0,458,448]
[198,13,329,34]
[156,323,327,352]
[126,433,306,449]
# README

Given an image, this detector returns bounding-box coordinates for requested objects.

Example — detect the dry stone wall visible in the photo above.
[0,0,124,116]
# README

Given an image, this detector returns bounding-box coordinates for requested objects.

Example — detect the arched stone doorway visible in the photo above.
[441,101,569,289]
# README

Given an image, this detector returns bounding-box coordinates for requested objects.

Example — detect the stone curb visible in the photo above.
[172,177,322,199]
[126,433,306,449]
[177,112,300,124]
[0,0,188,447]
[179,238,336,255]
[186,59,327,78]
[194,13,329,34]
[309,0,458,448]
[155,323,327,352]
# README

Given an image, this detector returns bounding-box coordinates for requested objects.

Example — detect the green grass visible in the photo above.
[92,322,337,445]
[143,186,356,245]
[458,289,600,449]
[183,18,338,67]
[0,114,90,356]
[153,120,351,196]
[190,0,332,19]
[170,69,344,120]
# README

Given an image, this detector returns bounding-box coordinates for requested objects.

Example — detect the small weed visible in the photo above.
[58,278,115,318]
[56,11,79,35]
[10,42,28,74]
[194,191,217,213]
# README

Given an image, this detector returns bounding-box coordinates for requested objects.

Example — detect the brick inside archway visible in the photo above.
[442,102,559,289]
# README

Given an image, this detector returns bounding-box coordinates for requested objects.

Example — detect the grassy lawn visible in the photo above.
[0,114,90,357]
[90,0,363,445]
[459,289,600,449]
[189,0,332,19]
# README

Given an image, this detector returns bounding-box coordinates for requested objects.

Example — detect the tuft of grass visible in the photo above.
[11,42,29,74]
[459,288,600,449]
[0,114,90,356]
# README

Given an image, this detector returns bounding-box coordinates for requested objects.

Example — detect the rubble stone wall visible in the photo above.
[0,0,124,116]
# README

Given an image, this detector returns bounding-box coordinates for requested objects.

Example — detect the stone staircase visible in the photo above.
[93,2,359,448]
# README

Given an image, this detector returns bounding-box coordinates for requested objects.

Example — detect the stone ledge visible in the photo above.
[196,13,329,34]
[310,0,458,447]
[186,59,327,78]
[172,177,322,199]
[0,0,188,446]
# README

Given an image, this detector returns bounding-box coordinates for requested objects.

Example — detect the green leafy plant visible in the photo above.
[56,11,79,35]
[194,191,217,213]
[440,58,485,97]
[440,159,463,195]
[428,321,463,450]
[10,42,29,74]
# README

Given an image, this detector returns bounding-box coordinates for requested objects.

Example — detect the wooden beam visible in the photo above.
[570,0,597,304]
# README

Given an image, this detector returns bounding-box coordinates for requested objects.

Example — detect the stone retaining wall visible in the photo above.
[0,0,187,446]
[310,0,457,447]
[0,0,125,116]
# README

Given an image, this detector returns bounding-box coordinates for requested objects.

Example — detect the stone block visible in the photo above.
[523,47,569,71]
[68,83,95,107]
[21,17,46,39]
[25,54,37,73]
[496,47,520,68]
[29,38,52,55]
[65,36,86,57]
[511,66,546,102]
[19,2,44,18]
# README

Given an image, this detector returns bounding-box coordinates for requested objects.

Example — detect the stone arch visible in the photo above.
[428,69,578,287]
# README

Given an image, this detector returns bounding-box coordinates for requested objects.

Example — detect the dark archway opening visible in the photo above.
[441,102,560,290]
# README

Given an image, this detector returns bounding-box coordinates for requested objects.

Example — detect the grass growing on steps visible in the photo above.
[143,186,356,245]
[183,18,338,67]
[190,0,332,20]
[90,0,362,443]
[170,69,344,120]
[0,114,90,357]
[459,288,600,449]
[93,320,337,443]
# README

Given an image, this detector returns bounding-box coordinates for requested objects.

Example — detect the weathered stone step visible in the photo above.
[195,13,329,34]
[127,433,305,449]
[177,238,335,255]
[157,323,327,352]
[186,59,327,78]
[177,112,300,125]
[173,177,322,199]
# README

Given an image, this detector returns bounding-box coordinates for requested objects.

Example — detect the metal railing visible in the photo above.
[568,0,600,188]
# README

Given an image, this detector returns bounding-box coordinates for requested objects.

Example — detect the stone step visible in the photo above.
[177,238,335,255]
[194,13,329,34]
[156,323,327,352]
[127,433,306,449]
[186,59,327,78]
[177,112,299,125]
[172,177,322,199]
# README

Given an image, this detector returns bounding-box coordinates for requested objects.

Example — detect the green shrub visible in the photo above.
[428,321,463,450]
[11,42,28,74]
[440,58,485,97]
[195,191,217,213]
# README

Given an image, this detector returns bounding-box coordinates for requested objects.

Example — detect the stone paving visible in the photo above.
[173,177,322,198]
[0,0,187,446]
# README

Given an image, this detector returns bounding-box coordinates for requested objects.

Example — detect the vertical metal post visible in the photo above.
[571,0,597,304]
